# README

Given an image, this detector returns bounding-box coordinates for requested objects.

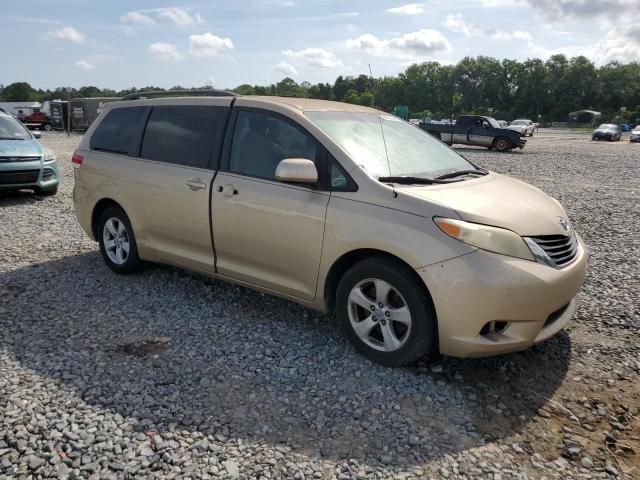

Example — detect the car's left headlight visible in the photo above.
[434,217,534,261]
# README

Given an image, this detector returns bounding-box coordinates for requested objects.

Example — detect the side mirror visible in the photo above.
[32,131,42,139]
[275,158,318,184]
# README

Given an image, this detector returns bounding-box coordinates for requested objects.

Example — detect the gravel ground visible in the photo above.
[1,130,638,479]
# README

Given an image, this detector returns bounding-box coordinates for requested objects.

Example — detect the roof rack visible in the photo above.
[122,89,239,101]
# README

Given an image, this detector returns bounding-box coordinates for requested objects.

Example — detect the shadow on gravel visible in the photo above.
[0,253,571,466]
[0,189,48,207]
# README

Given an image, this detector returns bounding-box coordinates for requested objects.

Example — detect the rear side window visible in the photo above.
[141,106,228,169]
[90,107,147,155]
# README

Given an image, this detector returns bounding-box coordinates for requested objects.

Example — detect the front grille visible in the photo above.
[0,156,40,163]
[528,233,578,267]
[0,170,40,185]
[42,168,56,181]
[544,303,570,328]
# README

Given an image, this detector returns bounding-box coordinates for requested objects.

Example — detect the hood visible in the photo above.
[0,138,43,157]
[401,173,571,236]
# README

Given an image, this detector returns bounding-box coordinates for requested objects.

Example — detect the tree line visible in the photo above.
[2,54,639,124]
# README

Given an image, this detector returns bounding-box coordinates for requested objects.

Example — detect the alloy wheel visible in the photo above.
[347,278,412,352]
[103,218,130,265]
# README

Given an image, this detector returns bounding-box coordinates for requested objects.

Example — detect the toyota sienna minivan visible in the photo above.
[72,93,588,366]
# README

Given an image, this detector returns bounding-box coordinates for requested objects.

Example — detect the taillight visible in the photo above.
[71,150,83,169]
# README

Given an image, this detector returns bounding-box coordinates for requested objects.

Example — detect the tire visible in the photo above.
[445,141,453,147]
[493,137,511,152]
[97,206,142,274]
[335,257,436,366]
[36,185,58,196]
[43,124,52,131]
[529,130,534,137]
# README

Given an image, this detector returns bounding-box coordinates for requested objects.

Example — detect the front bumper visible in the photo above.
[630,135,640,143]
[417,235,588,358]
[0,159,59,191]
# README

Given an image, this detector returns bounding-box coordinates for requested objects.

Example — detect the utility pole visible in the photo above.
[66,87,71,137]
[368,64,377,107]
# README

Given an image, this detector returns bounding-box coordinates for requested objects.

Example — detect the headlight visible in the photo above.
[434,217,534,261]
[43,149,56,162]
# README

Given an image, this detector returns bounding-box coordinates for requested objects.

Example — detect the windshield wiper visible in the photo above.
[0,137,24,140]
[433,169,488,180]
[378,175,453,185]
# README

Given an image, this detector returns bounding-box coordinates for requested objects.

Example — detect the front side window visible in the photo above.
[141,106,228,168]
[0,114,31,140]
[229,110,318,180]
[90,107,148,155]
[306,111,474,179]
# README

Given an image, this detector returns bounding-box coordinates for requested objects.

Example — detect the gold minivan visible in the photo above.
[72,93,588,366]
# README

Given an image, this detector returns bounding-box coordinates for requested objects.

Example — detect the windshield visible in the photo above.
[633,127,640,133]
[512,120,528,125]
[306,111,475,178]
[0,114,31,139]
[598,124,616,130]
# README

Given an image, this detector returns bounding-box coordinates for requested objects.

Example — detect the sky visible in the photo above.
[1,0,639,91]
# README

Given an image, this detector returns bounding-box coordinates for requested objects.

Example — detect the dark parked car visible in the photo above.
[620,124,631,132]
[592,124,621,141]
[419,115,525,152]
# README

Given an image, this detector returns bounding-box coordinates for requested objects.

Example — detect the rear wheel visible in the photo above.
[98,206,142,274]
[493,137,511,152]
[43,124,52,131]
[336,258,436,366]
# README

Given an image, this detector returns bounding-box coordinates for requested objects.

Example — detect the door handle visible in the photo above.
[186,178,207,191]
[216,184,238,197]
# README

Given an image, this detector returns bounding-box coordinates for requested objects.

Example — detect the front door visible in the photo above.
[211,108,329,300]
[469,119,493,146]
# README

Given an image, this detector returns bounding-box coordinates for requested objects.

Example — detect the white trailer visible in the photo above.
[0,101,42,119]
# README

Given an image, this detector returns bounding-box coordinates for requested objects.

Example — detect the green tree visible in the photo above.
[1,82,40,101]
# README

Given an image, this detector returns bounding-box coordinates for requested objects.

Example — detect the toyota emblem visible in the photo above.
[558,217,569,231]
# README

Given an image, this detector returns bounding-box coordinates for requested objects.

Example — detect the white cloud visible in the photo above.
[74,60,95,71]
[188,33,234,57]
[386,3,424,15]
[525,0,635,21]
[157,8,204,27]
[346,29,451,57]
[282,48,343,68]
[120,11,156,27]
[204,77,216,86]
[121,8,204,29]
[596,22,640,63]
[149,42,183,61]
[443,13,476,36]
[47,26,85,44]
[443,13,531,41]
[274,61,298,75]
[478,0,527,6]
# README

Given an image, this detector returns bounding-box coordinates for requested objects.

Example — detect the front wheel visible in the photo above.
[98,206,142,274]
[336,258,436,366]
[493,137,511,152]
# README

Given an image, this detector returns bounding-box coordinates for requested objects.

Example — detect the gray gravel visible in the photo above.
[1,131,638,479]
